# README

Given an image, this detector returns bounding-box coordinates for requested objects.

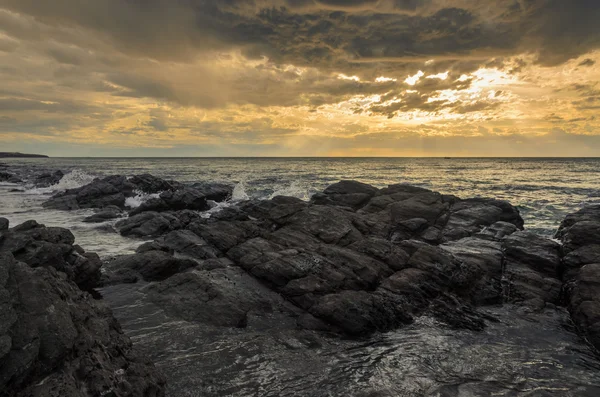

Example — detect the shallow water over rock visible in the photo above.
[102,282,600,397]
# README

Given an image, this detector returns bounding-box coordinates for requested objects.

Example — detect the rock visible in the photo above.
[104,251,198,283]
[33,170,64,187]
[144,267,299,329]
[188,220,263,253]
[556,204,600,352]
[189,182,234,202]
[115,212,182,237]
[348,237,410,272]
[475,221,519,240]
[238,196,307,224]
[129,173,182,193]
[503,231,562,305]
[390,192,449,225]
[442,199,523,242]
[560,221,600,254]
[281,205,363,246]
[42,194,80,210]
[209,206,250,222]
[569,263,600,350]
[0,218,8,231]
[324,180,379,196]
[310,290,412,335]
[0,252,165,397]
[563,244,600,276]
[556,204,600,241]
[139,230,220,260]
[130,197,170,214]
[0,171,22,183]
[311,180,378,210]
[0,220,101,290]
[441,237,504,305]
[130,187,209,215]
[83,207,122,223]
[43,173,181,210]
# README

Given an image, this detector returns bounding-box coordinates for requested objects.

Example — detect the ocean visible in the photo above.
[2,157,600,396]
[2,157,600,241]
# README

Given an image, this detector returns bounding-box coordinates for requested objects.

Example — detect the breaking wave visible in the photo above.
[125,191,161,208]
[269,181,311,201]
[231,181,250,201]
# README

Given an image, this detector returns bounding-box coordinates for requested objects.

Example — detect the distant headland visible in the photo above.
[0,152,48,158]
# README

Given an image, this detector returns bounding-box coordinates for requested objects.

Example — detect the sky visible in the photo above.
[1,0,600,157]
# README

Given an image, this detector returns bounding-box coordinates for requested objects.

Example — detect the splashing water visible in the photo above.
[52,169,97,191]
[269,181,310,201]
[125,191,162,208]
[25,169,97,195]
[232,181,250,201]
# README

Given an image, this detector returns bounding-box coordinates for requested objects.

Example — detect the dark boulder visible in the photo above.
[0,252,165,397]
[188,220,263,253]
[43,173,182,211]
[0,171,21,183]
[556,204,600,352]
[129,173,182,193]
[144,267,300,329]
[0,218,8,231]
[441,237,504,305]
[115,212,182,237]
[569,263,600,350]
[189,182,234,202]
[0,220,101,291]
[104,251,198,283]
[310,180,378,210]
[83,206,123,223]
[33,170,64,188]
[130,187,209,215]
[138,229,220,260]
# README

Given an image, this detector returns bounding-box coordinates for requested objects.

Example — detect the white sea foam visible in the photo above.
[269,181,310,201]
[51,170,96,191]
[201,200,232,218]
[231,181,249,201]
[25,169,97,195]
[125,191,161,208]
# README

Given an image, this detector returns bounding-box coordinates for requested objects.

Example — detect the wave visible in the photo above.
[52,170,97,191]
[25,170,97,195]
[125,191,161,208]
[201,200,232,219]
[231,181,250,201]
[269,181,311,201]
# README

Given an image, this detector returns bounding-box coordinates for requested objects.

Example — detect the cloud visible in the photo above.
[1,1,600,156]
[2,1,599,69]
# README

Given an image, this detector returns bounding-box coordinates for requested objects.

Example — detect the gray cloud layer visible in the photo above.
[2,0,599,69]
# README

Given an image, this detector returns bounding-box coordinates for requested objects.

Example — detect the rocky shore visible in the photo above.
[2,168,600,395]
[0,219,165,397]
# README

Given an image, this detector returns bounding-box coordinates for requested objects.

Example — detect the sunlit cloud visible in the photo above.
[0,1,599,156]
[405,71,425,86]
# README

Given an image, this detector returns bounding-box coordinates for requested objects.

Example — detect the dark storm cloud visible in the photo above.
[2,0,599,70]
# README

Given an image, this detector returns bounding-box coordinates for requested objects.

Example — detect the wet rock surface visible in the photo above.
[42,173,231,214]
[100,180,581,340]
[0,219,101,291]
[0,238,165,396]
[556,204,600,352]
